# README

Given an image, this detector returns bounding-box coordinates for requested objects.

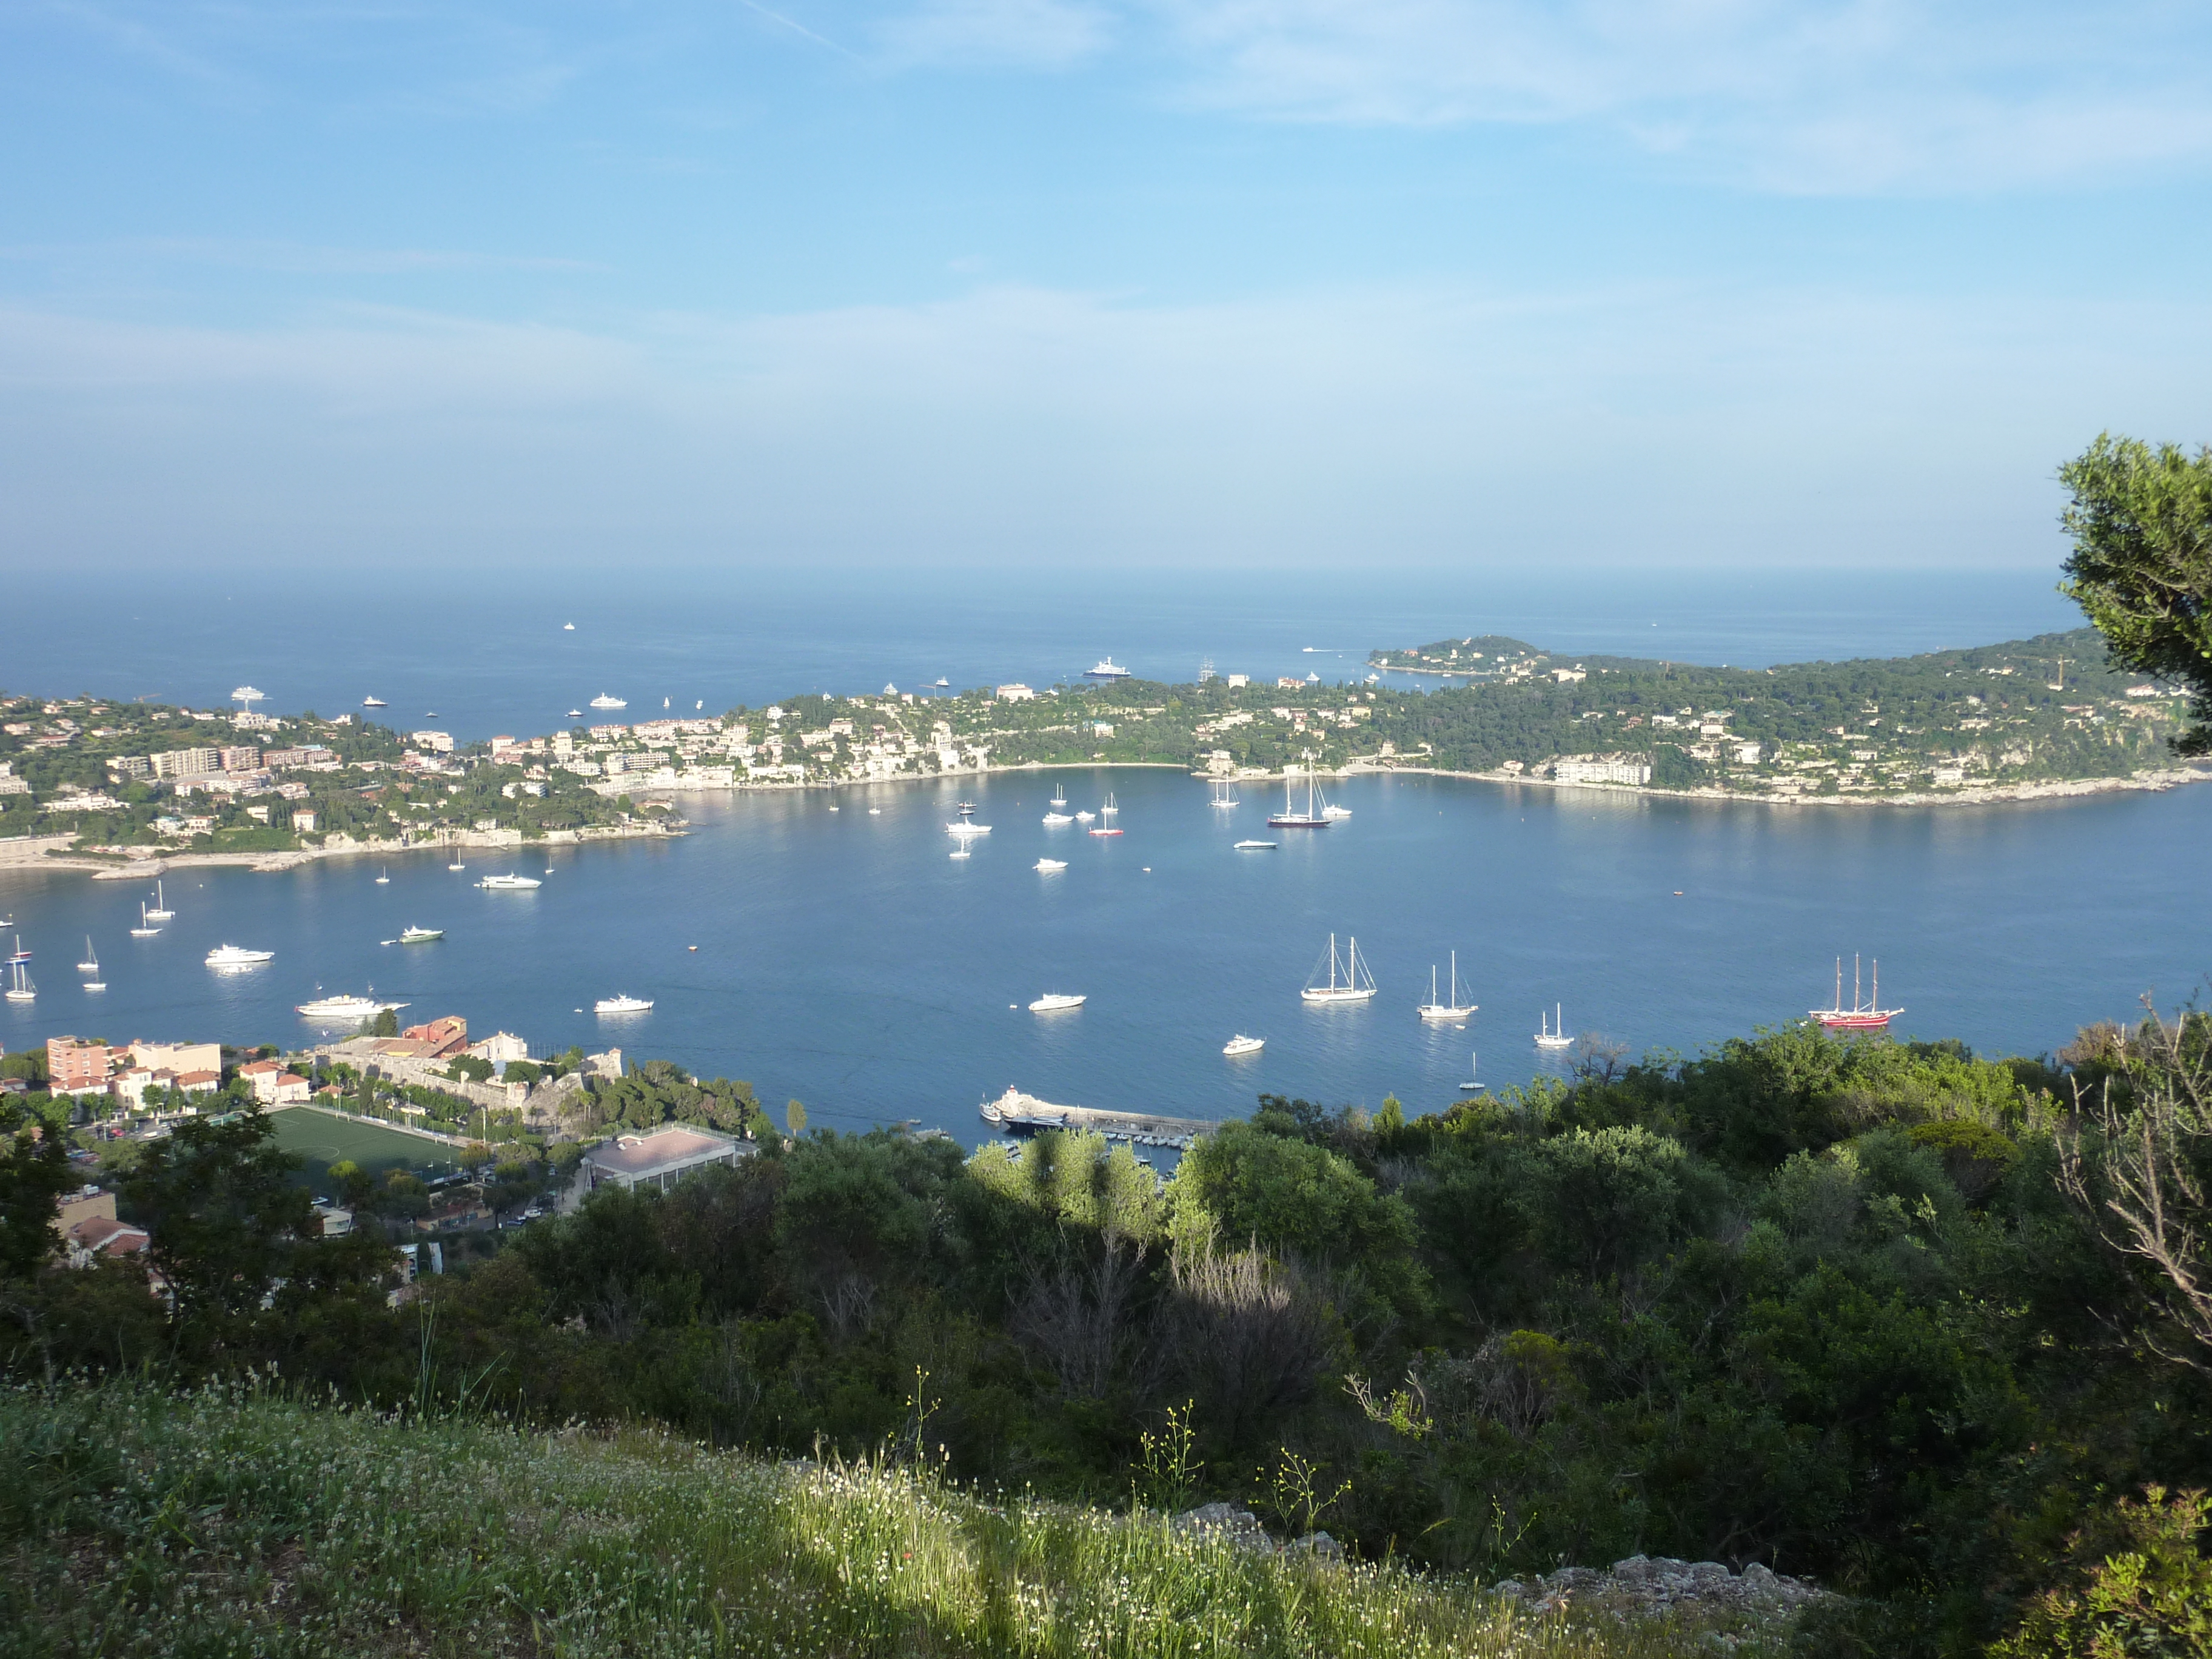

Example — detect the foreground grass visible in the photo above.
[0,1380,1776,1658]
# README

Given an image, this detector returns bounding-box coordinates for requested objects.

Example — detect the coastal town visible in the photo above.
[0,624,2202,882]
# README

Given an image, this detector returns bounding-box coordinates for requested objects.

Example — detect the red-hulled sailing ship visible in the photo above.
[1811,954,1902,1031]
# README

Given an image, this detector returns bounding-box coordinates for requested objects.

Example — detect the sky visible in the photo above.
[2,1,2210,578]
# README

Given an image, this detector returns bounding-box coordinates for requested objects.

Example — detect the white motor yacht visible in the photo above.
[1222,1034,1265,1057]
[297,993,407,1021]
[1028,993,1086,1012]
[595,994,653,1014]
[206,943,275,971]
[1033,858,1067,871]
[589,694,628,710]
[478,873,541,890]
[399,925,444,943]
[1233,839,1278,850]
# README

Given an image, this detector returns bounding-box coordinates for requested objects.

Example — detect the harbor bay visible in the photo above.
[4,763,2205,1145]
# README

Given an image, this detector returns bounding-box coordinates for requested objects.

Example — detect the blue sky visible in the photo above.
[3,0,2210,576]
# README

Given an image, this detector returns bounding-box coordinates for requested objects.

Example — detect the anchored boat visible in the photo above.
[1812,956,1902,1031]
[1302,934,1377,1004]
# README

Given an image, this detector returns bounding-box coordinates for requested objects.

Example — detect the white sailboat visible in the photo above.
[130,902,160,937]
[1535,1005,1574,1049]
[1209,779,1239,808]
[1050,784,1068,808]
[375,868,390,884]
[78,936,99,974]
[146,880,174,922]
[1459,1050,1484,1092]
[1101,792,1118,817]
[1417,951,1477,1021]
[947,803,991,836]
[1301,934,1377,1003]
[4,957,33,1003]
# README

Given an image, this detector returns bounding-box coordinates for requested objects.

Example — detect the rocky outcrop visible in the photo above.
[1493,1553,1829,1621]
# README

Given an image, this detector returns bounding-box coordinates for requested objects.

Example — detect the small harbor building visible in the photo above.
[581,1123,751,1195]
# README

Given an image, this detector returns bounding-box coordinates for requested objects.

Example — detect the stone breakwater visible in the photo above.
[1494,1553,1831,1620]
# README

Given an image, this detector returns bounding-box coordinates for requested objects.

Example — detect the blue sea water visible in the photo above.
[3,764,2205,1147]
[3,566,2082,746]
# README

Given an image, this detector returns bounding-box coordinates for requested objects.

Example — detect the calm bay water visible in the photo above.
[3,768,2205,1146]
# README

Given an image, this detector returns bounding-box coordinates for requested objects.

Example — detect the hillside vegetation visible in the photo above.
[0,1379,1753,1658]
[8,1011,2212,1654]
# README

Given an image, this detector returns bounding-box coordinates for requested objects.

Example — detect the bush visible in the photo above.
[1992,1486,2212,1658]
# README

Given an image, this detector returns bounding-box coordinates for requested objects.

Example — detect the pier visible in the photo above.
[979,1087,1215,1151]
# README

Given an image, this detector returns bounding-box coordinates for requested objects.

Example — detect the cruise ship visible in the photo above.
[1085,658,1132,680]
[297,993,407,1021]
[589,693,628,710]
[205,943,275,970]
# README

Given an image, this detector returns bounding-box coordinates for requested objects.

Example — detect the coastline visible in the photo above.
[1341,759,2212,809]
[0,820,685,880]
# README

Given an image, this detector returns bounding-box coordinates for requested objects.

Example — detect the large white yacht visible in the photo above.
[206,943,275,970]
[1301,934,1376,1004]
[1085,659,1132,680]
[297,993,406,1021]
[478,873,542,890]
[1028,993,1086,1012]
[589,693,628,710]
[595,994,653,1014]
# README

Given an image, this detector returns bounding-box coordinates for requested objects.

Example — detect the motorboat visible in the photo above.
[1322,801,1353,820]
[1085,659,1132,680]
[1034,858,1068,871]
[398,925,444,943]
[947,802,991,836]
[1222,1034,1264,1057]
[1028,993,1086,1012]
[478,873,541,890]
[206,943,275,971]
[568,709,581,719]
[1042,812,1073,825]
[595,994,653,1014]
[1234,840,1277,850]
[589,694,628,710]
[1417,951,1477,1021]
[1535,1005,1574,1049]
[1074,809,1096,823]
[1302,934,1377,1004]
[363,696,387,708]
[934,677,951,688]
[297,993,407,1021]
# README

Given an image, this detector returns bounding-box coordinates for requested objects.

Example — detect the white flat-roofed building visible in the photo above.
[1553,759,1652,786]
[581,1123,751,1194]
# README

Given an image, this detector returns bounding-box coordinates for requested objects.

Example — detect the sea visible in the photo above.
[2,566,2203,1150]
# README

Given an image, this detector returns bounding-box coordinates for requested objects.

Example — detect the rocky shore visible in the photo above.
[0,819,685,880]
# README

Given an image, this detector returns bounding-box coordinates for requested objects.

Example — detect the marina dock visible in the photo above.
[979,1087,1215,1151]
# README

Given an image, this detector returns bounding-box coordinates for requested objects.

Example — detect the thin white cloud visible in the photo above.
[2,278,2205,568]
[876,0,1114,70]
[1136,0,2212,190]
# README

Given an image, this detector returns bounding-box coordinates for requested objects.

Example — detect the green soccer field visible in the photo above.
[268,1107,460,1196]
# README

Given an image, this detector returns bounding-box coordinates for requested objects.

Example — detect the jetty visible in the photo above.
[979,1087,1213,1151]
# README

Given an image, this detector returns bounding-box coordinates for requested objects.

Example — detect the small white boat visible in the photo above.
[595,994,653,1014]
[363,695,387,708]
[298,992,407,1020]
[78,936,99,974]
[146,880,175,922]
[448,860,465,871]
[83,977,105,992]
[1034,858,1067,872]
[1042,812,1073,825]
[828,805,839,811]
[206,943,275,971]
[1302,934,1377,1004]
[868,807,882,815]
[1322,801,1353,820]
[1074,809,1096,823]
[1535,1004,1574,1049]
[1234,839,1277,850]
[399,925,443,943]
[1029,993,1086,1012]
[130,903,160,937]
[478,873,542,890]
[1418,951,1477,1022]
[950,846,971,859]
[935,677,952,688]
[375,868,390,884]
[1222,1034,1264,1057]
[568,709,581,719]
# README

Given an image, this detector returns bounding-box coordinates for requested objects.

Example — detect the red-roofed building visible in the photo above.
[65,1215,150,1266]
[400,1016,468,1059]
[47,1036,112,1096]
